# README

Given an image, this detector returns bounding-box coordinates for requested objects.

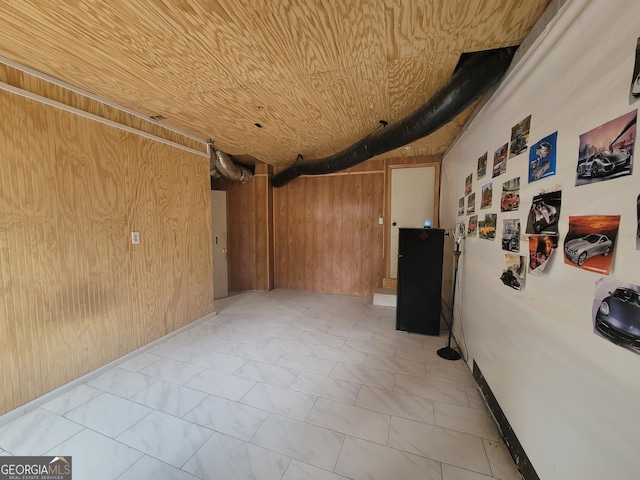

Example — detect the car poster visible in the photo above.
[478,213,497,240]
[465,173,473,195]
[575,110,636,186]
[592,278,640,356]
[458,197,464,216]
[525,190,561,235]
[468,214,478,237]
[528,131,557,183]
[509,115,532,159]
[501,177,520,212]
[500,254,526,291]
[492,142,508,178]
[502,219,520,253]
[630,36,640,105]
[637,193,640,250]
[477,152,488,180]
[528,235,558,276]
[467,192,476,215]
[481,182,492,209]
[564,215,621,275]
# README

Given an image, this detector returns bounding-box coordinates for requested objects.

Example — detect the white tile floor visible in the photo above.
[0,289,522,480]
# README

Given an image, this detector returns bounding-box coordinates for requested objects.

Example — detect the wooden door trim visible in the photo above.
[384,161,441,280]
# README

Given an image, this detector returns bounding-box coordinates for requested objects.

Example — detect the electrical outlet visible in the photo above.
[131,232,140,245]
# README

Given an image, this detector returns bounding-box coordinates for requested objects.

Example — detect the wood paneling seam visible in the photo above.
[0,81,207,158]
[0,55,206,146]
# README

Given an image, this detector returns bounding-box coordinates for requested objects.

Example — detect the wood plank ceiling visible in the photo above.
[0,0,549,166]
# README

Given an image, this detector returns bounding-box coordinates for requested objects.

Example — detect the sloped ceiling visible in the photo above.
[0,1,549,166]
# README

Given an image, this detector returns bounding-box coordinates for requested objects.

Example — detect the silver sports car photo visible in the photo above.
[577,149,631,178]
[565,233,613,266]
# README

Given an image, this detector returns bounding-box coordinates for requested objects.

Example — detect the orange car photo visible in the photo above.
[501,192,519,211]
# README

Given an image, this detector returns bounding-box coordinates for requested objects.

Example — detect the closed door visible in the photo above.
[390,166,436,278]
[211,190,228,299]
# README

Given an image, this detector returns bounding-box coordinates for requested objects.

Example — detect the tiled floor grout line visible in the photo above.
[112,455,145,480]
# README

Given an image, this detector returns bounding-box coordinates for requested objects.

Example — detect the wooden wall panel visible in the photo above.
[0,87,213,416]
[225,169,273,292]
[268,156,438,296]
[274,173,385,296]
[227,181,256,292]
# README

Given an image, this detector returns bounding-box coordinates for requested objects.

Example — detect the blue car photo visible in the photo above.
[595,288,640,353]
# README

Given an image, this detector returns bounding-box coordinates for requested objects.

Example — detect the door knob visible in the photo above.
[222,248,228,253]
[392,222,397,226]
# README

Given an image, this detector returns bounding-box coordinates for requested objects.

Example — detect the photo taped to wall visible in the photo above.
[630,36,640,105]
[468,214,478,237]
[509,115,532,159]
[528,235,558,276]
[575,110,636,186]
[500,254,526,291]
[637,193,640,251]
[479,213,497,240]
[477,152,488,179]
[467,192,476,215]
[501,177,520,212]
[592,278,640,355]
[502,219,520,253]
[481,182,493,209]
[492,142,508,178]
[528,132,558,183]
[564,215,621,275]
[526,190,561,235]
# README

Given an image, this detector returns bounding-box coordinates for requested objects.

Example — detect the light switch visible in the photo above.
[131,232,140,245]
[378,217,384,225]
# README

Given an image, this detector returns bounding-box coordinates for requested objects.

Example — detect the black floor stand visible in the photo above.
[437,244,462,361]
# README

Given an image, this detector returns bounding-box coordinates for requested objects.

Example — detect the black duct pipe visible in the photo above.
[271,46,518,188]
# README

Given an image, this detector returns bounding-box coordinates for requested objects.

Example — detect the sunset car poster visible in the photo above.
[592,278,640,355]
[575,110,636,186]
[528,235,558,276]
[528,132,558,183]
[564,215,621,275]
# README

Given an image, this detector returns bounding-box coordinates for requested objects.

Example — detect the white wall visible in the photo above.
[441,1,640,479]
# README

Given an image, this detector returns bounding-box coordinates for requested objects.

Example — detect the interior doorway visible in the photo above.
[211,190,229,299]
[389,166,437,279]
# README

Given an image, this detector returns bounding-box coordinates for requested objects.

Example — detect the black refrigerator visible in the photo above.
[396,228,444,336]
